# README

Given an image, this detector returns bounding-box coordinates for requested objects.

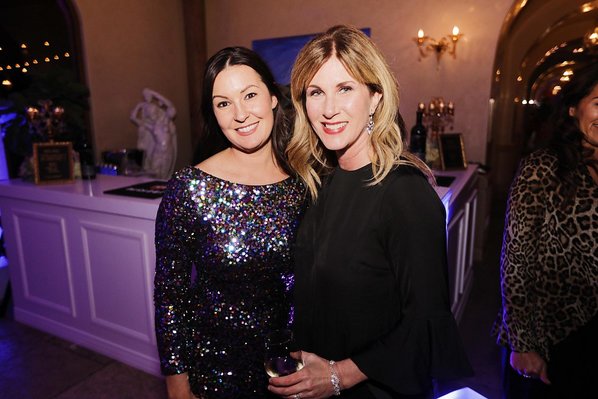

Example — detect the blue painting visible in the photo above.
[252,28,371,85]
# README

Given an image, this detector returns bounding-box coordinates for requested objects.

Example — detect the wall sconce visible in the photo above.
[413,26,463,66]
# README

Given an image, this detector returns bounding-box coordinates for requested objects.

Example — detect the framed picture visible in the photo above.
[33,141,74,184]
[438,133,467,170]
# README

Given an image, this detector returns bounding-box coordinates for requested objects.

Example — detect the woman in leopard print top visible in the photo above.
[496,63,598,398]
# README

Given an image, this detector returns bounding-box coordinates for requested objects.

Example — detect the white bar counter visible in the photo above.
[0,174,161,219]
[434,165,479,322]
[0,166,478,376]
[0,175,163,376]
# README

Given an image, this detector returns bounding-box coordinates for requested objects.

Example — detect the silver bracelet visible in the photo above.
[329,360,341,396]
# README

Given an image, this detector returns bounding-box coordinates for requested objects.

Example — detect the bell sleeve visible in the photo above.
[153,172,196,375]
[351,170,472,394]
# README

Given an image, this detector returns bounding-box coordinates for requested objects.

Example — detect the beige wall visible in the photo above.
[205,0,513,164]
[73,0,192,170]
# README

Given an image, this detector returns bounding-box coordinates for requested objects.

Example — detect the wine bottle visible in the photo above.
[78,138,96,180]
[410,104,427,162]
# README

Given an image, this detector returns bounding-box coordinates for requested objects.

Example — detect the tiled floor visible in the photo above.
[0,313,167,399]
[0,208,506,399]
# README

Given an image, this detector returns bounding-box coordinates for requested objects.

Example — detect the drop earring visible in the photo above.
[366,113,374,135]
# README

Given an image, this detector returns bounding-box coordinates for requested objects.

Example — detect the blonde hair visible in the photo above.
[288,25,430,200]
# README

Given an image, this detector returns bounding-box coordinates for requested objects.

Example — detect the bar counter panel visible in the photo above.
[0,175,162,376]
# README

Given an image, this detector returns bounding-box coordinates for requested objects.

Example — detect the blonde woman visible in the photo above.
[268,26,471,399]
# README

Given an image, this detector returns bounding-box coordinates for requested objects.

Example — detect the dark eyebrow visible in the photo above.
[240,84,259,93]
[212,84,259,101]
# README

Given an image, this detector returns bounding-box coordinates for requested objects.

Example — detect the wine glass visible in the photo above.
[264,329,303,377]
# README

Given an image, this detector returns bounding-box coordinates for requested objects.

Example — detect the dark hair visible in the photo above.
[549,63,598,200]
[192,47,292,175]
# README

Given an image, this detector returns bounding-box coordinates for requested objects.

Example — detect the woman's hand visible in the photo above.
[268,351,367,398]
[165,373,200,399]
[510,351,551,384]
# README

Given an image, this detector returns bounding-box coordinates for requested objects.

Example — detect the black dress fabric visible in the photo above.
[293,164,472,398]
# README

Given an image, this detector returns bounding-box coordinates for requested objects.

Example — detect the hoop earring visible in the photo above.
[366,113,374,135]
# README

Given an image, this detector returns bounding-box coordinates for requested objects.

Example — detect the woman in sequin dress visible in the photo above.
[268,25,471,399]
[154,47,304,399]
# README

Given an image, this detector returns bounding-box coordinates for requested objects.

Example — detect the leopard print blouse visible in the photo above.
[495,148,598,360]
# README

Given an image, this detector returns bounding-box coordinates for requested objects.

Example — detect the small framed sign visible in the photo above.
[33,141,75,184]
[438,133,467,170]
[104,180,168,199]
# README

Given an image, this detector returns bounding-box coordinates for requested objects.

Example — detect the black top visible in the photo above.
[293,164,471,398]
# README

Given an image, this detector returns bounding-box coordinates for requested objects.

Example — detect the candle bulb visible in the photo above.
[53,106,65,119]
[429,102,436,112]
[26,106,39,121]
[452,26,460,36]
[418,29,424,39]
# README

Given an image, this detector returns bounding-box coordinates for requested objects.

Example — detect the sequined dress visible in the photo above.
[154,166,305,398]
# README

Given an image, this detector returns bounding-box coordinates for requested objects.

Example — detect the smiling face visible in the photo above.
[305,56,381,168]
[212,65,278,153]
[570,83,598,149]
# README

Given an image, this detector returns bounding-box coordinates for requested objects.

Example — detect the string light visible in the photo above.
[552,85,562,95]
[0,39,73,75]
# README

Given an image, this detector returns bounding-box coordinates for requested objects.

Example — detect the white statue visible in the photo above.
[130,88,177,179]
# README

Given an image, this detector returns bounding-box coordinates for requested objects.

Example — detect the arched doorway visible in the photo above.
[487,0,598,203]
[0,0,88,178]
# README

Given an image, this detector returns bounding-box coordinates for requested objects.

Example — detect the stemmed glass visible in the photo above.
[264,329,303,377]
